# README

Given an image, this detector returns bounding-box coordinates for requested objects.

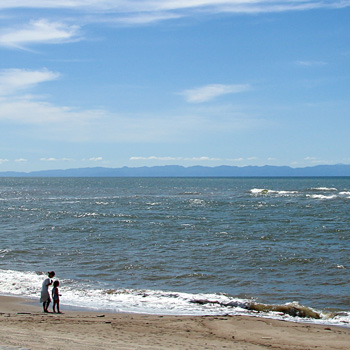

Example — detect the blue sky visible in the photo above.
[0,1,349,172]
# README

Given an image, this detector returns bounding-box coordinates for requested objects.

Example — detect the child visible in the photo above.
[40,271,55,313]
[52,280,62,313]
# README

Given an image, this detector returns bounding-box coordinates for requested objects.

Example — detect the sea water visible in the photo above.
[0,177,349,326]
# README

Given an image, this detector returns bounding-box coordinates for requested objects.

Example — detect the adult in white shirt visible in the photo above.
[40,271,55,312]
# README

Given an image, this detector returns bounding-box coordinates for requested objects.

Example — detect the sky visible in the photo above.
[0,0,349,172]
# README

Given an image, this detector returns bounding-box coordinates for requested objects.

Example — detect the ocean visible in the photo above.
[0,177,349,327]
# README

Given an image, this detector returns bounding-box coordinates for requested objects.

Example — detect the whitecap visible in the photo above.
[306,194,337,200]
[250,188,269,195]
[311,187,337,191]
[250,188,298,196]
[0,269,349,327]
[189,199,206,205]
[275,190,298,196]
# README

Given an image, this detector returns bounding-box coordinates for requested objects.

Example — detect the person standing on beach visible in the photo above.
[40,271,55,313]
[52,280,62,313]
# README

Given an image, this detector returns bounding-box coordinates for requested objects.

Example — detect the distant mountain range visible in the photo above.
[1,164,350,177]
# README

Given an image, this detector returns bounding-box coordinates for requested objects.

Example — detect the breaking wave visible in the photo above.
[0,269,349,327]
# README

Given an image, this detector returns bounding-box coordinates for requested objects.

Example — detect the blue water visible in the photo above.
[0,177,349,325]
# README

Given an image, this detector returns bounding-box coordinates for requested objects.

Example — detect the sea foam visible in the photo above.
[1,268,349,327]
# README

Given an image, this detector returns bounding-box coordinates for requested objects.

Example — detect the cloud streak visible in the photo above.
[0,67,262,146]
[0,19,81,49]
[40,157,74,162]
[181,84,250,103]
[295,60,327,67]
[0,1,348,25]
[0,1,348,12]
[0,68,60,96]
[130,156,253,162]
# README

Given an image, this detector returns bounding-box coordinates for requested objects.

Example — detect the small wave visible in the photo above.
[337,265,346,269]
[1,269,349,326]
[190,299,320,319]
[0,249,10,257]
[74,212,100,218]
[306,194,337,200]
[177,192,201,196]
[250,188,269,195]
[250,188,298,196]
[189,199,206,206]
[146,202,162,206]
[311,187,337,191]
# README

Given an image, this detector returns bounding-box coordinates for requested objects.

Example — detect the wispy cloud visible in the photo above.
[304,156,328,164]
[0,68,60,96]
[184,156,221,161]
[0,96,107,136]
[2,1,348,13]
[130,156,182,161]
[130,156,222,162]
[0,159,9,164]
[181,84,250,103]
[130,156,260,162]
[0,19,81,49]
[295,60,327,67]
[227,157,244,162]
[115,12,183,25]
[40,157,74,162]
[0,67,262,145]
[0,68,103,126]
[0,1,348,25]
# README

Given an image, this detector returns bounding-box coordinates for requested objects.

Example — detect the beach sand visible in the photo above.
[0,296,349,350]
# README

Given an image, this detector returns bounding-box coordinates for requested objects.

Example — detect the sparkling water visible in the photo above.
[0,177,349,326]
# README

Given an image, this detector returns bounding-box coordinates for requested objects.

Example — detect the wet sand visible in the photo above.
[0,295,349,349]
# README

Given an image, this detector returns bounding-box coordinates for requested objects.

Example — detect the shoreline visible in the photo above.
[1,295,350,349]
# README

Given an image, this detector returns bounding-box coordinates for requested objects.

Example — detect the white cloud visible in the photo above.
[0,1,347,13]
[227,157,244,162]
[15,158,28,162]
[0,19,81,49]
[130,156,182,161]
[40,157,74,162]
[89,157,103,161]
[40,158,58,161]
[0,68,102,126]
[304,156,328,164]
[130,156,222,162]
[129,156,275,164]
[181,84,250,103]
[0,97,103,125]
[115,12,182,25]
[0,69,263,144]
[0,1,348,25]
[0,68,60,96]
[295,60,327,67]
[183,156,221,161]
[0,158,9,164]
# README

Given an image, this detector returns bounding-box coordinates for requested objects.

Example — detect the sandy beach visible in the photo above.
[0,296,349,350]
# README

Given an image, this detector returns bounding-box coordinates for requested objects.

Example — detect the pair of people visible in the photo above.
[40,271,62,313]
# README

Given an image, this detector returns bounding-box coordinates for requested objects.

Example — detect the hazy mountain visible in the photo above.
[1,164,350,177]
